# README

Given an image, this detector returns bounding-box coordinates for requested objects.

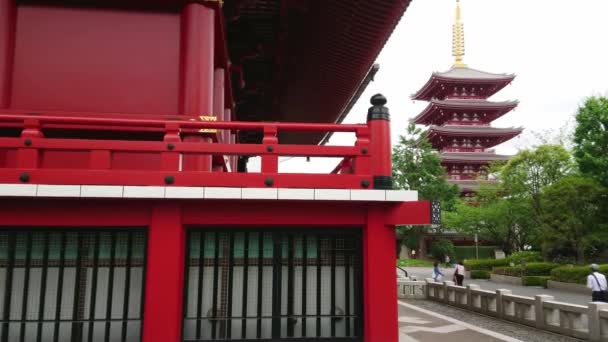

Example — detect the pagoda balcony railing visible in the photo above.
[0,103,392,190]
[442,147,486,153]
[444,121,490,126]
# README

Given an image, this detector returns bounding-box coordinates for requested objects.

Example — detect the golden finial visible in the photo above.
[452,0,467,68]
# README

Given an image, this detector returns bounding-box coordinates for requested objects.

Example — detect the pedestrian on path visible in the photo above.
[432,261,444,282]
[453,261,465,286]
[587,264,607,302]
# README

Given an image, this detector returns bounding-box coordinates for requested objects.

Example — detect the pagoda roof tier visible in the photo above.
[440,152,512,164]
[412,67,515,101]
[412,99,519,125]
[425,125,523,149]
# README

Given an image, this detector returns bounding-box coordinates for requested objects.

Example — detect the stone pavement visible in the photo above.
[398,301,520,342]
[404,267,591,305]
[399,299,582,342]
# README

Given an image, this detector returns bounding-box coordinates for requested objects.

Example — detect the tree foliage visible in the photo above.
[444,144,571,255]
[573,96,608,187]
[392,123,459,253]
[443,194,536,255]
[392,123,459,209]
[499,144,573,216]
[540,176,607,262]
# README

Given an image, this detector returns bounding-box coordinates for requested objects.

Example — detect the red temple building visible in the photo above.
[0,1,434,342]
[412,0,523,195]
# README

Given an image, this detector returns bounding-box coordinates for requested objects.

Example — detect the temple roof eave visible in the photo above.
[440,152,513,163]
[411,99,519,124]
[426,125,524,136]
[411,68,516,101]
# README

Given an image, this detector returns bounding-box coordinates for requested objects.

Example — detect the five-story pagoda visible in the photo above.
[412,0,523,195]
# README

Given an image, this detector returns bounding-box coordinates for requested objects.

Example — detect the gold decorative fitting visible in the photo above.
[199,116,218,133]
[452,0,467,68]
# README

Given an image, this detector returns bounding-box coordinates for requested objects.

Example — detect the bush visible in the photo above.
[430,239,455,262]
[508,251,543,264]
[524,262,560,276]
[551,264,608,284]
[492,263,559,277]
[464,258,509,271]
[470,270,491,279]
[523,276,550,287]
[453,246,498,260]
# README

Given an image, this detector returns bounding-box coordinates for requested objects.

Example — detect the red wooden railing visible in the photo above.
[0,112,388,189]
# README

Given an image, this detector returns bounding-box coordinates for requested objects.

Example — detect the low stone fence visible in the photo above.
[398,278,608,341]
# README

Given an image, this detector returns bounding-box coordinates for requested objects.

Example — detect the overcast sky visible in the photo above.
[251,0,608,173]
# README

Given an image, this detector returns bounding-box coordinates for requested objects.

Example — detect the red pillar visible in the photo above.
[367,94,392,189]
[180,3,214,171]
[363,206,398,342]
[142,204,185,342]
[0,0,16,109]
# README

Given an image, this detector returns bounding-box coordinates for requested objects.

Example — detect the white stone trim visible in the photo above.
[37,185,81,197]
[165,187,205,199]
[386,190,418,202]
[204,187,242,199]
[81,185,124,198]
[241,188,278,200]
[0,184,37,197]
[122,186,165,198]
[0,184,418,202]
[278,188,315,200]
[314,189,350,201]
[350,189,386,201]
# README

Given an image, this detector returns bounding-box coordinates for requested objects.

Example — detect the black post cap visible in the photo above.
[367,94,390,121]
[370,94,387,106]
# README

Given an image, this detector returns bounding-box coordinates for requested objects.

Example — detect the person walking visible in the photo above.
[587,264,607,302]
[453,261,465,286]
[432,261,444,282]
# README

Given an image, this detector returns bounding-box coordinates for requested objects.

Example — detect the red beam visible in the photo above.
[0,113,365,133]
[0,169,371,188]
[387,200,431,226]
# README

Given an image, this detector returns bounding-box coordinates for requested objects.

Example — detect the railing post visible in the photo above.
[589,302,608,341]
[17,119,42,169]
[261,125,278,175]
[443,281,454,304]
[496,289,511,319]
[367,94,392,189]
[424,278,434,299]
[534,295,554,330]
[354,126,371,179]
[467,284,480,310]
[162,123,181,172]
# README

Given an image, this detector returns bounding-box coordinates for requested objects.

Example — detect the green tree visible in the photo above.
[540,176,606,263]
[573,96,608,187]
[500,144,573,217]
[392,123,459,256]
[392,123,459,208]
[443,194,536,255]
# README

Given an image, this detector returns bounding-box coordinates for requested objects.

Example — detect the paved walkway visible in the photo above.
[399,299,581,342]
[404,267,591,305]
[398,301,521,341]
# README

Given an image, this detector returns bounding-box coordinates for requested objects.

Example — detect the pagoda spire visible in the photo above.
[452,0,466,68]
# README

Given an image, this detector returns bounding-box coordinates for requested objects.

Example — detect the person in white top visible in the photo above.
[587,264,607,302]
[453,261,465,286]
